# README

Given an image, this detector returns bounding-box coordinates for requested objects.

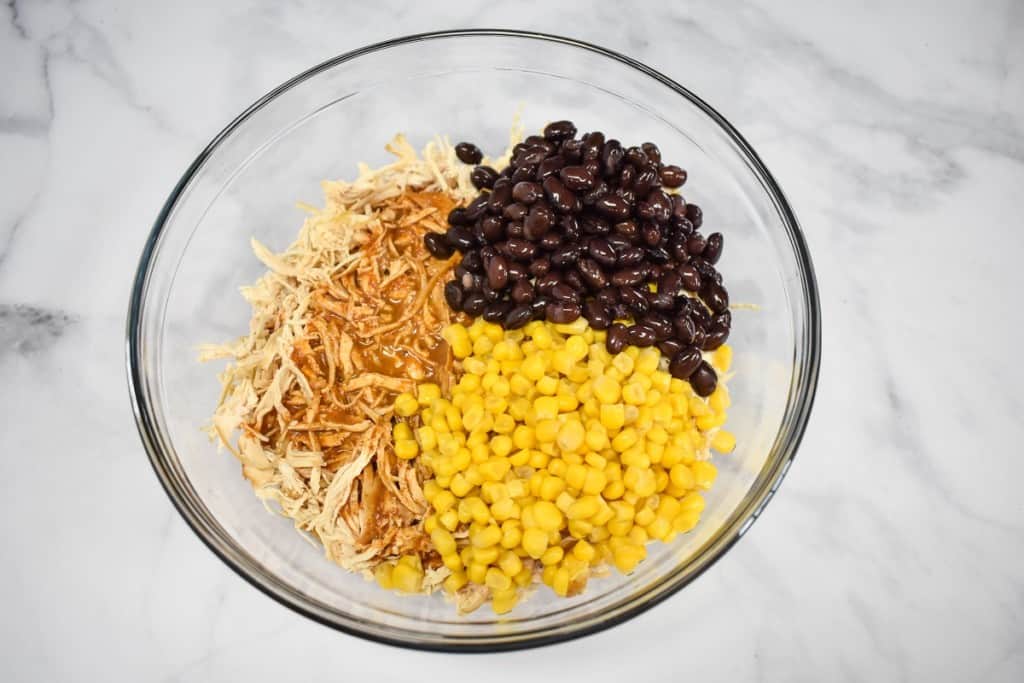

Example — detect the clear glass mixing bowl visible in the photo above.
[127,30,820,651]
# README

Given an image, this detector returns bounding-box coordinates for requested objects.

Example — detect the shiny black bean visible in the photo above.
[658,339,683,358]
[561,138,584,162]
[524,136,555,155]
[713,310,732,329]
[596,195,631,220]
[670,194,688,221]
[510,262,531,280]
[546,300,582,324]
[703,324,730,350]
[642,222,662,246]
[670,237,690,261]
[625,146,648,167]
[619,163,636,190]
[583,159,601,178]
[619,285,649,315]
[424,232,454,259]
[542,176,580,213]
[480,215,504,242]
[487,254,509,290]
[685,203,703,228]
[692,257,723,285]
[483,301,512,323]
[611,266,645,286]
[544,120,577,142]
[689,361,717,396]
[464,194,490,221]
[536,156,565,181]
[703,283,730,313]
[505,238,536,262]
[601,140,624,177]
[691,326,707,349]
[577,258,608,289]
[660,165,687,188]
[511,279,536,304]
[551,244,582,268]
[658,271,683,298]
[448,207,470,226]
[559,165,596,191]
[471,165,499,190]
[562,271,584,291]
[505,304,534,330]
[536,271,561,293]
[530,296,549,319]
[461,250,483,273]
[616,188,637,205]
[444,280,464,310]
[626,324,657,347]
[636,201,655,221]
[606,233,634,251]
[583,300,612,330]
[561,214,581,241]
[487,178,513,213]
[512,181,543,204]
[704,232,724,264]
[617,246,645,266]
[549,283,579,305]
[503,202,528,221]
[455,142,483,164]
[462,292,486,316]
[524,204,554,240]
[648,290,675,311]
[611,302,631,319]
[646,245,671,264]
[668,346,703,380]
[506,221,524,238]
[641,142,661,165]
[511,165,537,183]
[461,272,483,292]
[529,257,551,278]
[606,323,628,354]
[647,190,673,223]
[642,313,674,341]
[587,238,617,268]
[582,131,605,161]
[690,302,711,329]
[633,167,659,196]
[580,215,610,236]
[446,226,475,252]
[673,315,697,344]
[581,181,609,206]
[680,264,701,291]
[687,233,707,256]
[596,287,619,306]
[481,282,501,302]
[539,232,563,251]
[517,147,548,166]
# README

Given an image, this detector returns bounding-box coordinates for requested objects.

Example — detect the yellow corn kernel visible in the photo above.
[673,510,701,533]
[532,500,563,531]
[415,426,437,452]
[536,375,558,396]
[628,526,649,545]
[393,422,413,442]
[541,545,565,566]
[535,419,559,444]
[550,567,571,596]
[691,461,717,489]
[430,528,457,556]
[491,497,521,521]
[507,373,531,397]
[522,528,549,559]
[679,492,706,514]
[711,429,736,453]
[567,495,601,520]
[514,566,533,588]
[634,505,656,528]
[591,375,621,405]
[480,457,511,481]
[556,420,586,453]
[539,476,566,502]
[533,396,559,422]
[582,467,608,495]
[529,449,551,469]
[395,438,420,461]
[657,496,682,520]
[647,516,672,541]
[467,562,488,585]
[392,562,424,593]
[501,523,523,549]
[449,473,473,497]
[374,562,395,589]
[622,382,647,406]
[712,345,732,373]
[669,463,696,490]
[498,550,523,577]
[394,392,419,417]
[439,508,459,531]
[633,347,659,375]
[689,396,710,417]
[602,480,624,500]
[521,354,547,382]
[612,354,634,376]
[484,567,511,592]
[568,519,593,539]
[597,404,624,433]
[564,463,587,491]
[417,382,442,405]
[432,490,456,514]
[470,523,502,549]
[612,428,639,453]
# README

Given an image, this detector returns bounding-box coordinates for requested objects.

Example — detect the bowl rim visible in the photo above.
[126,28,821,652]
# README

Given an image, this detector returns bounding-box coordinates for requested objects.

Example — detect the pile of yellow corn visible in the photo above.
[386,318,735,614]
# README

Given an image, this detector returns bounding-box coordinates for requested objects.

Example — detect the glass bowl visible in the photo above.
[127,30,820,651]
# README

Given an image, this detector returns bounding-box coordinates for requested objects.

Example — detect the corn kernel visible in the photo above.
[669,463,695,490]
[711,429,736,453]
[539,475,566,501]
[541,545,565,566]
[557,420,585,452]
[691,461,717,489]
[480,456,511,481]
[599,403,625,432]
[612,428,639,453]
[522,528,549,558]
[501,524,523,549]
[582,467,608,495]
[392,562,424,593]
[612,354,634,376]
[536,375,558,396]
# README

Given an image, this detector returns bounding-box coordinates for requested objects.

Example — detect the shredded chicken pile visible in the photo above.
[200,132,519,588]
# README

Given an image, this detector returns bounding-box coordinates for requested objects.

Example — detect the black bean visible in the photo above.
[481,282,501,302]
[536,271,561,293]
[483,301,512,323]
[680,264,701,291]
[582,181,609,206]
[606,233,634,252]
[580,215,610,235]
[503,202,528,221]
[443,280,464,310]
[582,131,605,161]
[587,238,617,268]
[517,147,548,166]
[658,339,683,358]
[487,254,510,289]
[648,290,675,311]
[561,214,582,241]
[479,215,503,242]
[642,313,674,340]
[504,238,536,262]
[692,257,723,285]
[539,232,562,251]
[507,262,528,281]
[462,250,483,273]
[633,167,659,196]
[619,163,636,190]
[506,221,524,238]
[670,237,689,261]
[524,204,554,240]
[583,159,601,178]
[690,302,711,329]
[660,165,687,188]
[685,203,703,228]
[704,232,724,264]
[446,226,475,252]
[546,300,582,324]
[625,146,648,167]
[670,194,688,221]
[448,207,470,226]
[691,326,707,349]
[549,283,578,304]
[646,245,671,264]
[658,271,683,298]
[611,266,645,287]
[596,287,619,306]
[642,222,662,246]
[461,272,483,292]
[601,140,625,177]
[713,310,732,329]
[611,302,631,319]
[596,194,632,219]
[689,361,717,396]
[529,257,551,277]
[511,165,537,183]
[627,324,657,347]
[687,233,707,256]
[673,315,697,344]
[455,142,483,165]
[563,271,584,291]
[647,190,673,223]
[464,194,489,220]
[606,323,628,354]
[462,292,486,316]
[542,176,581,213]
[703,283,729,313]
[559,165,596,191]
[505,304,534,330]
[561,138,583,162]
[641,142,662,165]
[669,346,703,380]
[536,155,565,181]
[524,136,555,155]
[583,300,612,330]
[512,181,543,204]
[511,278,536,304]
[471,165,499,190]
[551,244,582,268]
[703,324,730,350]
[424,232,454,259]
[530,296,549,319]
[544,120,577,142]
[617,246,645,266]
[488,178,513,213]
[619,285,649,315]
[577,258,608,289]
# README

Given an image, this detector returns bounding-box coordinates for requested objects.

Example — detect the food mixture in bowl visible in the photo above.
[203,120,738,615]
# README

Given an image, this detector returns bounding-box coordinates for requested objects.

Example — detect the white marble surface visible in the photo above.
[2,0,1022,680]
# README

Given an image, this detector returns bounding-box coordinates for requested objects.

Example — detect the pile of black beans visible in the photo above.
[423,121,730,396]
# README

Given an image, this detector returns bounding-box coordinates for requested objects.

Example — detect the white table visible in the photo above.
[2,1,1021,680]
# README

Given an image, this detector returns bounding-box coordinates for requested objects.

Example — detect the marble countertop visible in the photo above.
[2,0,1022,680]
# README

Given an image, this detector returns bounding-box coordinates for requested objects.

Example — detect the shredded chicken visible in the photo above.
[199,133,520,585]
